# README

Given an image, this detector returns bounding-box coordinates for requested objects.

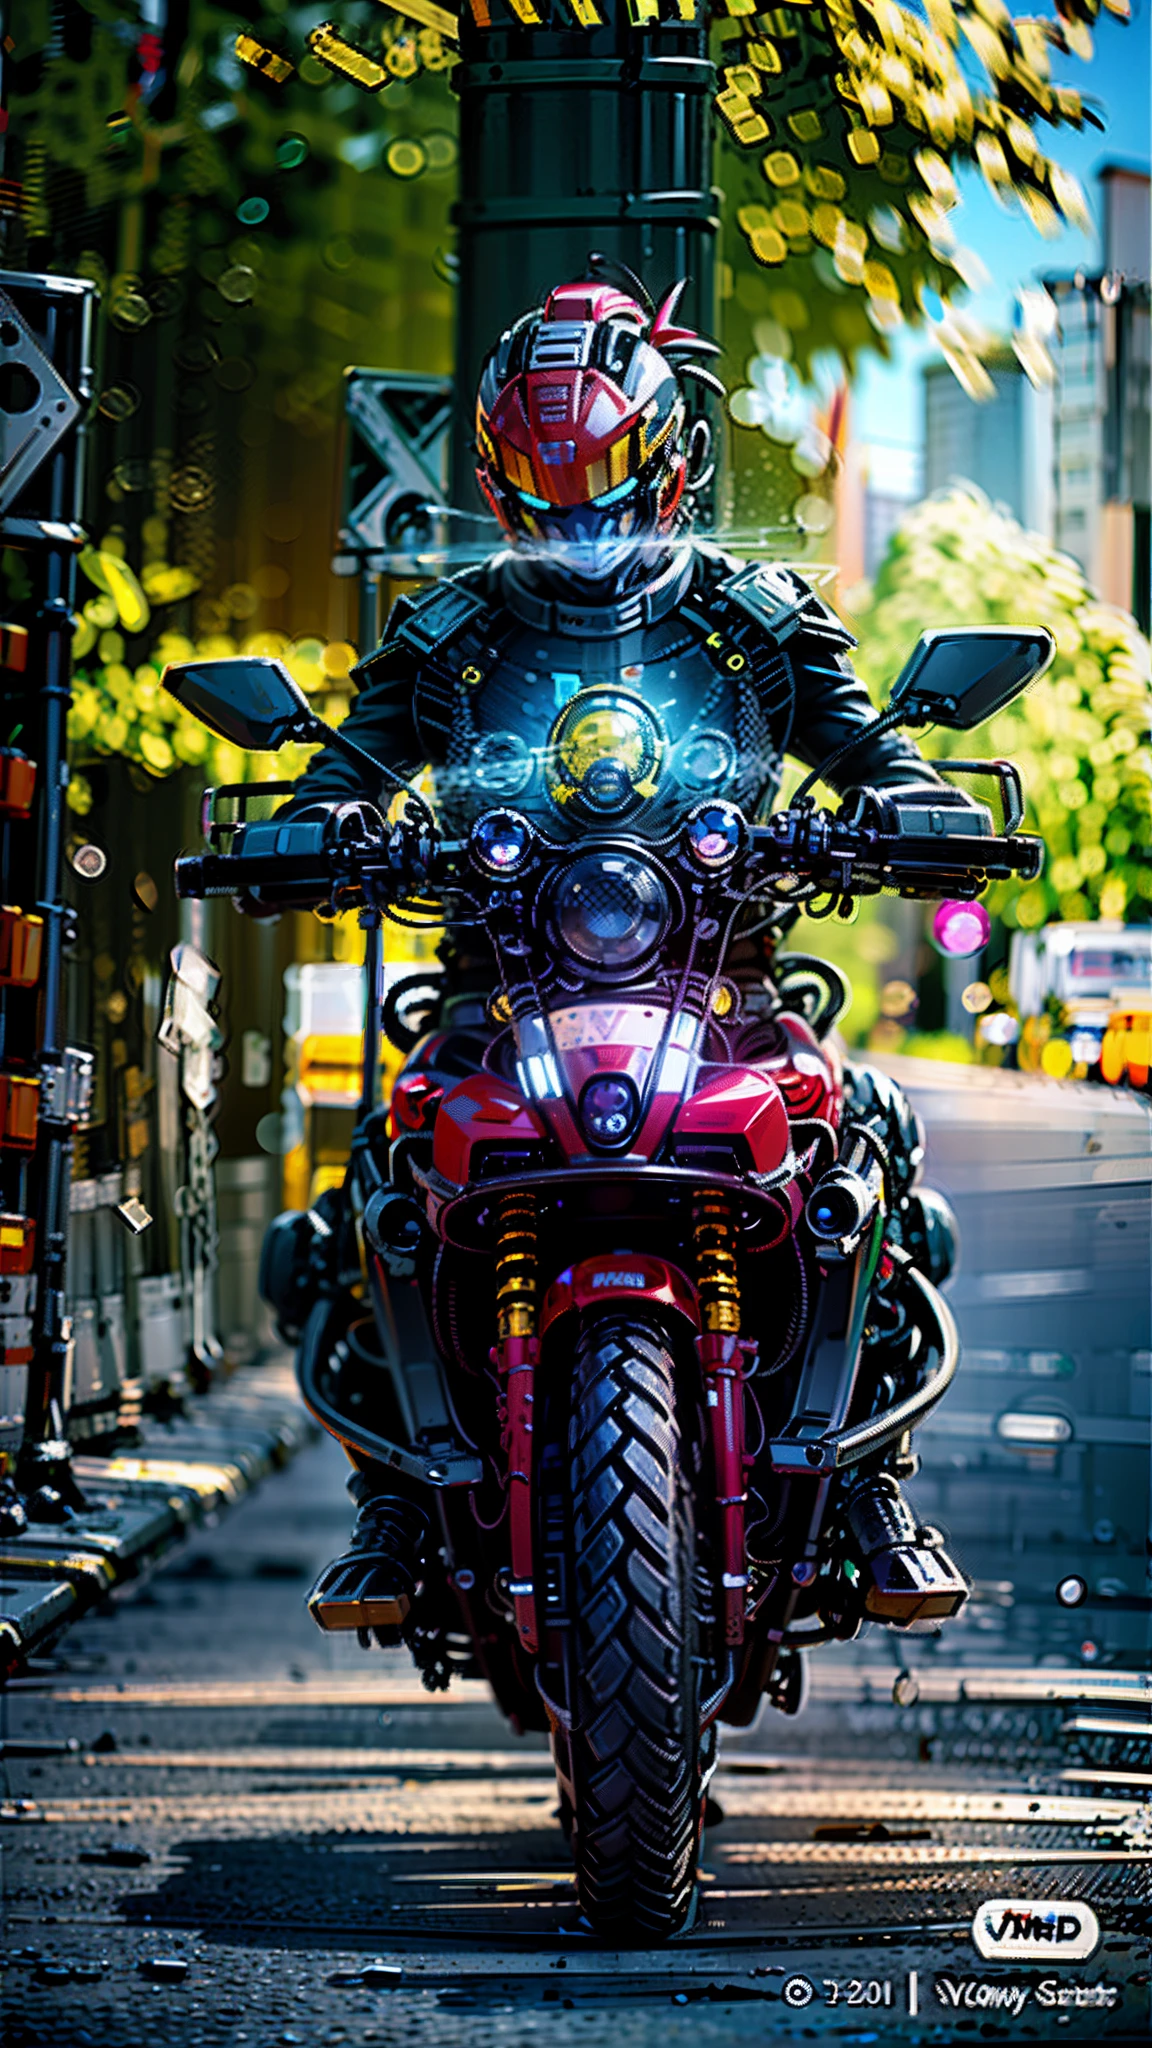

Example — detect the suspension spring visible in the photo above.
[693,1191,741,1335]
[495,1188,538,1343]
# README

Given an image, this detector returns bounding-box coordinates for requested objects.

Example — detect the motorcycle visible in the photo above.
[165,621,1049,1939]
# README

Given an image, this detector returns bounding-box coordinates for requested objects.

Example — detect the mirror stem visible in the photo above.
[309,720,434,829]
[791,704,909,809]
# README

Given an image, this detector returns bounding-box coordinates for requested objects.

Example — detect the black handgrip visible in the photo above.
[748,816,1044,888]
[174,850,335,900]
[864,829,1044,879]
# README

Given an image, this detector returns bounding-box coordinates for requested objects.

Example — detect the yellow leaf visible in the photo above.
[924,0,957,40]
[846,127,881,164]
[762,149,801,187]
[141,563,200,603]
[139,730,174,773]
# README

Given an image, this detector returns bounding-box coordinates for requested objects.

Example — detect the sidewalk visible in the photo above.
[0,1357,316,1677]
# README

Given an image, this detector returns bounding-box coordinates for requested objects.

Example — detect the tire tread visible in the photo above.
[567,1314,701,1939]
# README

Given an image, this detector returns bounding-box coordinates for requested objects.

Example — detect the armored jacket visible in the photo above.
[290,541,937,838]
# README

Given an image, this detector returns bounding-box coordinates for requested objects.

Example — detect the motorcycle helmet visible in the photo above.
[475,270,720,583]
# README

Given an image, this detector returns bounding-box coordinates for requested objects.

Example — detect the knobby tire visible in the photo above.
[565,1311,703,1941]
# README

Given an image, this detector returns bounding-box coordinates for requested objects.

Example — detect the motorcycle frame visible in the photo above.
[303,860,960,1723]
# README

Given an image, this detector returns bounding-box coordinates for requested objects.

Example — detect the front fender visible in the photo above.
[540,1253,700,1342]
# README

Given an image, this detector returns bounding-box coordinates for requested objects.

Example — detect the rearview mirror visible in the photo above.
[161,657,321,751]
[889,627,1054,730]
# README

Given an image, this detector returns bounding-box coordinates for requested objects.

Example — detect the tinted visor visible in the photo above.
[510,477,652,579]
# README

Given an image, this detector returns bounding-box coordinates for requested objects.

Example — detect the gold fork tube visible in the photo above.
[495,1188,538,1342]
[693,1191,741,1335]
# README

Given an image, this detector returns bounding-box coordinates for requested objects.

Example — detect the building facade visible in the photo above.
[923,349,1054,536]
[1046,166,1150,630]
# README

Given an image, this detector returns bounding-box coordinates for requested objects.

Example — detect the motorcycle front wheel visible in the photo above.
[564,1309,704,1941]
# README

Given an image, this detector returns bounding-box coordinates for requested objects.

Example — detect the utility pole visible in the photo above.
[449,3,718,508]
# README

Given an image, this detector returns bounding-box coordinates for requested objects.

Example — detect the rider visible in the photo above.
[294,276,973,1643]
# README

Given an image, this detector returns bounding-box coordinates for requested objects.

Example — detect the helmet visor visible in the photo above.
[503,477,663,581]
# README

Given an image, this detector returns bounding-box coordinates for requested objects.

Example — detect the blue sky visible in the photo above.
[855,0,1151,486]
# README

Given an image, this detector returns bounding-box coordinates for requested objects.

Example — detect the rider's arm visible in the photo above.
[790,643,997,837]
[790,645,943,796]
[719,559,946,800]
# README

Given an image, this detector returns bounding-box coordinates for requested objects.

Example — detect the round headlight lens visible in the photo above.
[685,800,745,869]
[472,808,534,874]
[580,1073,639,1148]
[552,853,668,969]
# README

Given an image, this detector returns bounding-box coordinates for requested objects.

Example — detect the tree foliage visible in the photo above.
[848,487,1152,928]
[714,0,1126,383]
[9,0,1133,780]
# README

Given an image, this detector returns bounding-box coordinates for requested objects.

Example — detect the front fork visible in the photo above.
[493,1187,540,1656]
[493,1186,752,1665]
[693,1193,753,1651]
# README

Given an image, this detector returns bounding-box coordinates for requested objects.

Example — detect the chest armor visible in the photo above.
[392,549,801,845]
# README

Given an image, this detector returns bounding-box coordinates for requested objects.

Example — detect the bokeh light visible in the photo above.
[932,900,991,957]
[961,981,993,1013]
[1040,1039,1075,1079]
[879,979,917,1018]
[980,1012,1021,1048]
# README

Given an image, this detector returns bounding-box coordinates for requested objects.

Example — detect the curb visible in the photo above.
[0,1357,315,1677]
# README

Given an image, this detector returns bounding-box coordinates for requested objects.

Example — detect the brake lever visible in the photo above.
[927,758,1025,835]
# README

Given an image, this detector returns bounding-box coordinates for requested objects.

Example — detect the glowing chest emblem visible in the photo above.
[544,686,666,819]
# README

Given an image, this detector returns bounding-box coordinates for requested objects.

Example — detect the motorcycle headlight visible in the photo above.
[550,852,669,970]
[472,807,534,875]
[580,1073,640,1148]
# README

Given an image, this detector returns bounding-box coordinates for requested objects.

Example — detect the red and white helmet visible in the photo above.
[475,277,717,579]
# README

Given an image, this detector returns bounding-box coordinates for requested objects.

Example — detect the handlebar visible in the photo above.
[747,808,1043,894]
[174,801,1042,911]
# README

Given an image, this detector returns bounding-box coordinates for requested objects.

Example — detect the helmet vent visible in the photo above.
[535,384,571,424]
[529,322,592,370]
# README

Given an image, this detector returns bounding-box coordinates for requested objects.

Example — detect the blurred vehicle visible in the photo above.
[1008,923,1152,1083]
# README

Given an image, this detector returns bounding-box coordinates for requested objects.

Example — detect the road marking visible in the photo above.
[717,1846,1151,1869]
[713,1789,1144,1824]
[14,1679,493,1708]
[80,1747,555,1775]
[20,1666,1152,1710]
[1061,1767,1152,1788]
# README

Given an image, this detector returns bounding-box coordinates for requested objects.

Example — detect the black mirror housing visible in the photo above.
[162,657,320,751]
[889,627,1055,730]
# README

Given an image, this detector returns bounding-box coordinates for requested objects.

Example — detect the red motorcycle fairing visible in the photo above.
[391,1070,443,1133]
[540,1252,700,1341]
[432,1072,549,1186]
[429,1008,837,1195]
[762,1010,843,1125]
[671,1064,791,1176]
[547,1000,702,1161]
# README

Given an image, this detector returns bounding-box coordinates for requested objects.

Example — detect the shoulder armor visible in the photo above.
[349,571,491,691]
[390,572,491,656]
[717,561,857,654]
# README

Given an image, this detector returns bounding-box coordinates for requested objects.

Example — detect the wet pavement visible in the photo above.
[3,1429,1150,2046]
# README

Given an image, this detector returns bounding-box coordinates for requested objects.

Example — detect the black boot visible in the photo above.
[306,1492,430,1642]
[844,1474,969,1627]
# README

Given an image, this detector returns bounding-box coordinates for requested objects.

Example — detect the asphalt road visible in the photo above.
[3,1429,1150,2048]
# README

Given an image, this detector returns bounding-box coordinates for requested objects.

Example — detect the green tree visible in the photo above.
[848,486,1152,929]
[10,0,1132,775]
[715,0,1123,381]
